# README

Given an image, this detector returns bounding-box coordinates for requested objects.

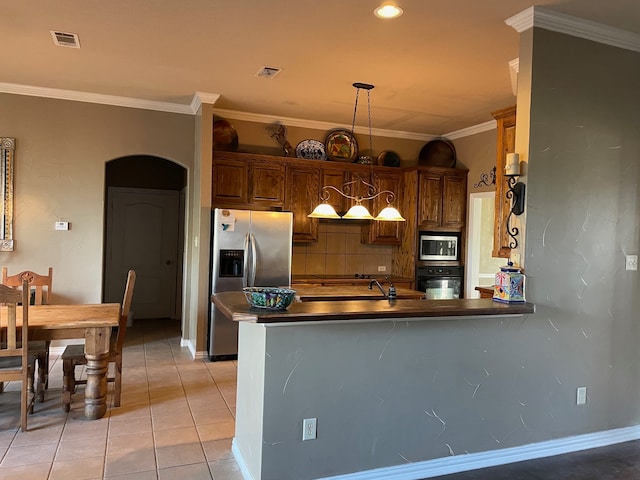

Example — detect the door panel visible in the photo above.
[105,187,179,319]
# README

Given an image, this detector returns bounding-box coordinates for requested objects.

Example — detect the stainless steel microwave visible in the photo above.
[419,233,459,261]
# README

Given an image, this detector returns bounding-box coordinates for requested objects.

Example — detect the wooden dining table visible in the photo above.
[9,303,121,420]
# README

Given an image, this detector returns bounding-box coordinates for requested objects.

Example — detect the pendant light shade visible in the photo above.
[374,205,406,221]
[343,204,374,220]
[308,203,340,219]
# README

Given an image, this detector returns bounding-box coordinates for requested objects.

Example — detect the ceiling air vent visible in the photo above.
[50,31,81,48]
[255,66,282,79]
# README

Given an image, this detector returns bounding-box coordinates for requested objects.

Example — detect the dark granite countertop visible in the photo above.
[212,291,535,324]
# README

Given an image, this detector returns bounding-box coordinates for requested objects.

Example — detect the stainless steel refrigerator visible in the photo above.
[209,208,293,360]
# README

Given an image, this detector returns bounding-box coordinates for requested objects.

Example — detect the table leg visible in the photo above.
[83,326,112,419]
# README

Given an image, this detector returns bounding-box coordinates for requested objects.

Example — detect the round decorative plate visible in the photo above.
[295,139,327,160]
[213,119,239,152]
[377,150,401,167]
[324,129,358,162]
[419,139,456,167]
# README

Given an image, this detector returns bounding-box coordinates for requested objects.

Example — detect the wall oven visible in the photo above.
[419,232,459,261]
[416,265,464,300]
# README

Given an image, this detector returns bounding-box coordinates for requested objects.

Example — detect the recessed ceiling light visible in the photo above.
[374,2,403,19]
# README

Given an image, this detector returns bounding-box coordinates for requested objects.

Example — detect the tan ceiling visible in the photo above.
[3,0,640,136]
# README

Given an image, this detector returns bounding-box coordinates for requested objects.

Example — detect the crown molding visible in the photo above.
[191,92,221,113]
[0,82,200,114]
[213,107,440,142]
[506,6,640,54]
[445,120,496,140]
[0,81,494,141]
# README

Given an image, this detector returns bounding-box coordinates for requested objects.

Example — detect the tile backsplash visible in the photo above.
[292,221,393,276]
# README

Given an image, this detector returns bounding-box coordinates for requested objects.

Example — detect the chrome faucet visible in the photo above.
[368,278,397,301]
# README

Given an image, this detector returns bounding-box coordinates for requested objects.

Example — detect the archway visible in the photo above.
[104,156,187,320]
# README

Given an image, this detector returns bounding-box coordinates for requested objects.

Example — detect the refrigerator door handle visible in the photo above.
[250,233,257,287]
[242,233,250,288]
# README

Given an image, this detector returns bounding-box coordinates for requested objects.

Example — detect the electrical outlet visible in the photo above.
[302,418,317,441]
[576,386,587,405]
[378,265,386,272]
[626,255,638,271]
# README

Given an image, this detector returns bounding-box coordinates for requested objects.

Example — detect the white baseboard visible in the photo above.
[179,337,208,360]
[233,425,640,480]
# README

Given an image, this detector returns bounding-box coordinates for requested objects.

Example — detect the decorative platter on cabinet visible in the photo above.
[295,139,327,160]
[325,129,358,162]
[418,139,456,167]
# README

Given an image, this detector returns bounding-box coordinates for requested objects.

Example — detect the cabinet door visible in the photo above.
[212,157,248,205]
[363,171,403,245]
[491,106,516,258]
[320,167,347,215]
[344,169,372,213]
[418,172,443,229]
[442,174,467,229]
[287,165,320,243]
[249,159,285,207]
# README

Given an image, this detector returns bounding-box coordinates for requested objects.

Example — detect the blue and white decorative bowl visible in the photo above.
[243,287,297,310]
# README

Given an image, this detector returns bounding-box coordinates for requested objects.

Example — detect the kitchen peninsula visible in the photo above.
[212,292,534,480]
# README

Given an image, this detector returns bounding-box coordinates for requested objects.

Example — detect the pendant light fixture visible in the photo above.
[308,83,405,222]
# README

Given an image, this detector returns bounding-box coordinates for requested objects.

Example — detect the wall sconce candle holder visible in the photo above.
[505,153,525,249]
[473,166,496,188]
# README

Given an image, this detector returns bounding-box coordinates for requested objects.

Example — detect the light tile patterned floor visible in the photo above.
[0,318,242,480]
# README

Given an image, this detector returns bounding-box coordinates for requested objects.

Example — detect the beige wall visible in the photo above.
[453,128,498,196]
[0,93,195,304]
[214,116,427,167]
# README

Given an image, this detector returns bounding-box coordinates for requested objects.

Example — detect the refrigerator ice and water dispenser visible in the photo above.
[218,249,244,277]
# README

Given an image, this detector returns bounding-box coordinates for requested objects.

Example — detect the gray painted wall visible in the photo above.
[525,28,640,428]
[234,27,640,480]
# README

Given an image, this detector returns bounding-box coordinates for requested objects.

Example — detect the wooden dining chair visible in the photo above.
[1,267,52,402]
[0,280,36,431]
[61,270,136,411]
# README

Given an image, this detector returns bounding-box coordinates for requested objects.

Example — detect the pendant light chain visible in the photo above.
[350,87,360,142]
[307,82,405,221]
[367,88,373,158]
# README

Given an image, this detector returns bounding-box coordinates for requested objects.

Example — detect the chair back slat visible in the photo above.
[0,280,30,430]
[0,281,28,353]
[115,270,136,354]
[1,267,53,305]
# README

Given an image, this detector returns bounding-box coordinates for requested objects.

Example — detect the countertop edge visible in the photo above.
[212,292,535,324]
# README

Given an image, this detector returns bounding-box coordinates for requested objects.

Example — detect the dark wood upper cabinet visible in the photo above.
[212,152,466,251]
[249,158,285,208]
[286,164,320,242]
[211,155,248,205]
[362,170,404,245]
[418,169,467,231]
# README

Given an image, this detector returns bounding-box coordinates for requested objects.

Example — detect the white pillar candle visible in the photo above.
[505,152,520,176]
